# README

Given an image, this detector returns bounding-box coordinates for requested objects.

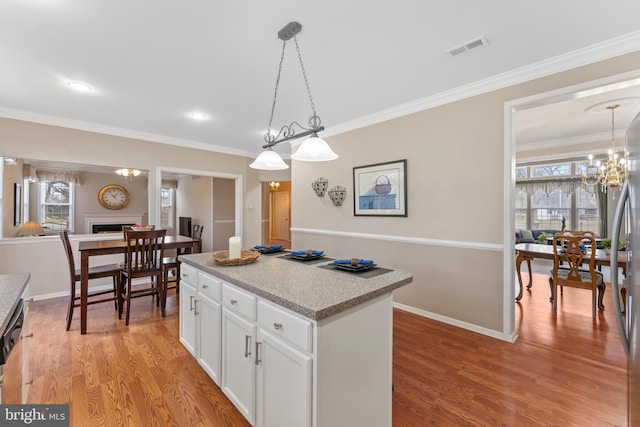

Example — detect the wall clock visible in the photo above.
[98,184,130,210]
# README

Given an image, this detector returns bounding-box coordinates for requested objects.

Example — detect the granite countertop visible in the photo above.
[179,252,412,321]
[0,272,31,332]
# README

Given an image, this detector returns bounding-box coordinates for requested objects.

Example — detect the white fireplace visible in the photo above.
[83,212,146,234]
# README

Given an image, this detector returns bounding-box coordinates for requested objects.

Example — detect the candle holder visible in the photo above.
[311,178,328,196]
[328,186,347,206]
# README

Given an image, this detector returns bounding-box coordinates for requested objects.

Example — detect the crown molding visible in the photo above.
[324,30,640,138]
[0,106,254,158]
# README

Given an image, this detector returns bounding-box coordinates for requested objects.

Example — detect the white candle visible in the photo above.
[229,236,242,259]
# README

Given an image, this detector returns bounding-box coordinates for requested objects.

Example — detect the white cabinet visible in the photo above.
[179,264,222,385]
[221,307,257,424]
[198,293,221,384]
[256,328,312,427]
[179,280,197,355]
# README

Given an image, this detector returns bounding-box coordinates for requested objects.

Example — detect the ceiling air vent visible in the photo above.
[446,36,489,56]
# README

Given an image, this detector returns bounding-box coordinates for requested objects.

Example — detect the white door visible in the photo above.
[179,282,197,356]
[221,307,256,425]
[198,293,222,386]
[256,329,312,427]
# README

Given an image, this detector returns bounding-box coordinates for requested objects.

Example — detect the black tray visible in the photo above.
[290,253,325,261]
[253,246,284,254]
[333,263,377,272]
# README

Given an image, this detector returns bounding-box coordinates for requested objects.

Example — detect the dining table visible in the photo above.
[77,234,197,334]
[515,243,628,309]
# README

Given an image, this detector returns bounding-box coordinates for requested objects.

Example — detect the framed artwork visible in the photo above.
[353,159,407,217]
[14,182,22,225]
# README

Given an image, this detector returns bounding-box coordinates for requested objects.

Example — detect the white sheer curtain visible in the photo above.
[35,169,81,185]
[515,177,595,196]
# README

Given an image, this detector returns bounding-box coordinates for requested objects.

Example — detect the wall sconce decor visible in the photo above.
[328,186,347,206]
[269,181,280,191]
[312,178,328,196]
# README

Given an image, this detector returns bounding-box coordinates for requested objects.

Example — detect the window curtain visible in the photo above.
[515,177,596,196]
[162,179,178,189]
[596,186,607,238]
[35,169,81,185]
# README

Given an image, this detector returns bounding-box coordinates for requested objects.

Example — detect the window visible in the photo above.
[514,189,528,230]
[531,188,569,230]
[516,161,601,234]
[160,187,174,229]
[39,181,74,232]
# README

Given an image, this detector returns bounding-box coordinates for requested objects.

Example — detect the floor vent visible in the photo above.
[447,36,489,56]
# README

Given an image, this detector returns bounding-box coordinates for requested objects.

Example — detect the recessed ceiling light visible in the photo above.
[189,112,209,120]
[66,81,93,92]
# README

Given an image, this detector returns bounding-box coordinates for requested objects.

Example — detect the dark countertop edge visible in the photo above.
[0,272,31,332]
[179,257,413,321]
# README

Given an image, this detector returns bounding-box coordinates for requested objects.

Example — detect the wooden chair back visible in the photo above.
[60,230,77,281]
[193,224,204,241]
[192,224,204,253]
[123,229,167,277]
[550,230,603,318]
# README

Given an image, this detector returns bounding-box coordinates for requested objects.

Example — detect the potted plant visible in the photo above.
[537,232,552,245]
[602,238,625,253]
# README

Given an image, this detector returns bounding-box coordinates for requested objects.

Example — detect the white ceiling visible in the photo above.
[2,0,640,163]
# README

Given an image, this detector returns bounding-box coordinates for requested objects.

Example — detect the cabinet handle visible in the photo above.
[25,297,34,303]
[24,379,33,386]
[202,284,208,289]
[230,299,238,306]
[189,295,195,311]
[194,299,199,316]
[273,323,283,331]
[21,332,34,339]
[255,341,262,365]
[244,335,252,358]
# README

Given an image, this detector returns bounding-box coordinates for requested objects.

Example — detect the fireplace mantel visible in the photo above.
[83,212,146,234]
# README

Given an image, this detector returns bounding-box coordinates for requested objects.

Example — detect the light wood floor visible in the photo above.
[26,272,626,426]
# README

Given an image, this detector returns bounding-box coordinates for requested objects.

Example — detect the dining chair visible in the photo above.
[60,230,122,331]
[192,224,204,253]
[548,230,605,319]
[119,228,167,325]
[163,224,204,295]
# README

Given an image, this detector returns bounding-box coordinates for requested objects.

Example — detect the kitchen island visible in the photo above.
[178,252,412,427]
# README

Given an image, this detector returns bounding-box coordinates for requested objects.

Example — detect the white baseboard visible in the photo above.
[393,302,518,343]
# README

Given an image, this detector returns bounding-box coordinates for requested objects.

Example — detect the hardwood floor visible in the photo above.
[26,272,626,426]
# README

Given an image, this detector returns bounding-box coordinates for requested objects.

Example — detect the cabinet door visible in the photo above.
[222,308,256,425]
[198,294,221,386]
[256,329,312,427]
[179,282,197,356]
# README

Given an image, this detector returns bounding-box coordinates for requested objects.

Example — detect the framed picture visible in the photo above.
[14,182,22,226]
[353,159,407,217]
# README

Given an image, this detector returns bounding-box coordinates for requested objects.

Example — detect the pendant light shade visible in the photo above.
[249,149,289,170]
[290,134,339,161]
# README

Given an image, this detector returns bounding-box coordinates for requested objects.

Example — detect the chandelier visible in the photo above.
[250,22,338,171]
[115,168,142,181]
[581,104,626,191]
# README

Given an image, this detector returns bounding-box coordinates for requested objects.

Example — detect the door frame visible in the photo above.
[502,69,640,338]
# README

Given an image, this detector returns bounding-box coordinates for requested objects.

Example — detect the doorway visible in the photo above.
[265,181,291,248]
[504,70,640,337]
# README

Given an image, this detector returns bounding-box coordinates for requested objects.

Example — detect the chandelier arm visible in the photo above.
[265,40,288,140]
[262,125,325,149]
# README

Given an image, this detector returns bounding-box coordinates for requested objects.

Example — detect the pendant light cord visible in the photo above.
[265,40,287,144]
[264,34,322,144]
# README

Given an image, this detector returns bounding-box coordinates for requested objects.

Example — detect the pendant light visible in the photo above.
[250,21,338,170]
